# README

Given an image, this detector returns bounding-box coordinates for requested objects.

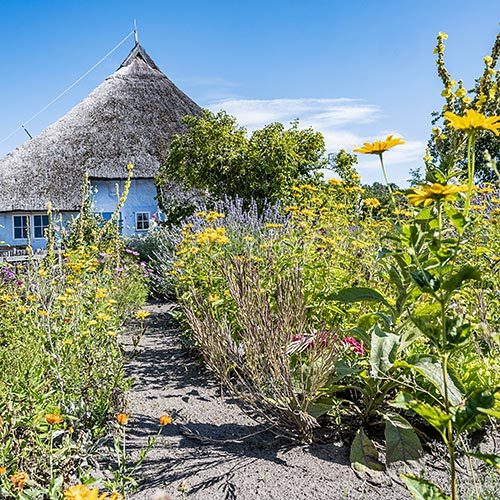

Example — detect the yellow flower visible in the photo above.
[328,178,344,187]
[10,471,29,490]
[264,223,284,229]
[354,135,405,155]
[134,310,150,320]
[64,484,108,500]
[195,227,230,245]
[0,466,6,475]
[444,109,500,136]
[38,309,49,317]
[115,413,129,425]
[204,211,225,223]
[46,413,64,425]
[159,414,173,426]
[363,197,381,209]
[96,313,111,322]
[407,183,468,207]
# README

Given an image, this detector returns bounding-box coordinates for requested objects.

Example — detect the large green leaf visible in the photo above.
[332,287,388,305]
[441,265,481,293]
[384,413,423,466]
[370,325,400,376]
[400,356,462,406]
[393,393,450,438]
[401,475,451,500]
[350,428,385,473]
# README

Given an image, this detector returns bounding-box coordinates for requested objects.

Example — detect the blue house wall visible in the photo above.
[0,178,159,250]
[92,178,159,237]
[0,212,77,251]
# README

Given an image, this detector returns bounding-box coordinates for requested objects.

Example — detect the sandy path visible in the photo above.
[122,302,416,500]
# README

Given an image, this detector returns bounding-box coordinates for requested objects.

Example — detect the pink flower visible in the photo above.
[342,336,365,355]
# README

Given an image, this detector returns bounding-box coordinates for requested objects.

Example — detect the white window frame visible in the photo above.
[33,214,50,240]
[12,215,29,240]
[135,211,150,231]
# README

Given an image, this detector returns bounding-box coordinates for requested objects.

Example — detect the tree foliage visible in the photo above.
[156,110,327,207]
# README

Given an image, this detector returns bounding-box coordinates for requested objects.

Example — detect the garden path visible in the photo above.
[123,302,415,500]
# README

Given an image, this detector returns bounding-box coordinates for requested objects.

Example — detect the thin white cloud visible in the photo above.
[208,97,380,130]
[207,97,426,185]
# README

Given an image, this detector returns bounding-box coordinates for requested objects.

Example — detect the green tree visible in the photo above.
[156,110,327,207]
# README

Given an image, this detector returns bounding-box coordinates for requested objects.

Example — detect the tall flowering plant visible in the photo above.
[340,103,500,499]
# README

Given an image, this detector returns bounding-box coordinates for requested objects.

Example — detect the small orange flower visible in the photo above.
[46,413,64,425]
[10,471,29,490]
[0,466,6,475]
[159,415,173,426]
[115,413,129,425]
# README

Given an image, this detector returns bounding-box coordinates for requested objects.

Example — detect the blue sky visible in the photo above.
[0,0,499,185]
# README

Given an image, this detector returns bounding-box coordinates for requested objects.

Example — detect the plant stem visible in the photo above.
[378,153,398,215]
[464,133,476,218]
[440,298,457,500]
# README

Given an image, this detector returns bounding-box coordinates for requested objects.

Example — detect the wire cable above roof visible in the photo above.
[0,30,135,146]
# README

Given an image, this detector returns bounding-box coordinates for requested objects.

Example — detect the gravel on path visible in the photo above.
[123,302,428,500]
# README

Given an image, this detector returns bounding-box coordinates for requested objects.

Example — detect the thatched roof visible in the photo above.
[0,43,201,212]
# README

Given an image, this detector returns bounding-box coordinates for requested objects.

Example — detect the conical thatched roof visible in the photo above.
[0,43,201,212]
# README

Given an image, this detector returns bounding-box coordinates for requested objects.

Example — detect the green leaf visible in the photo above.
[307,401,334,418]
[477,407,500,419]
[400,356,462,405]
[401,475,451,499]
[384,413,424,466]
[455,389,497,433]
[443,205,466,235]
[441,265,481,293]
[410,270,440,292]
[332,287,388,305]
[370,325,400,376]
[394,393,450,437]
[350,428,385,473]
[467,452,500,470]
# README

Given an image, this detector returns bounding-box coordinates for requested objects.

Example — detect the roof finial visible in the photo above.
[133,20,139,45]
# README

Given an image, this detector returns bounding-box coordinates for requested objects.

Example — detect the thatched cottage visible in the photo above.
[0,42,201,250]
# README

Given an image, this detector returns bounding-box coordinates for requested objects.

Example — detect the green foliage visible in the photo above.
[428,30,500,182]
[157,110,327,206]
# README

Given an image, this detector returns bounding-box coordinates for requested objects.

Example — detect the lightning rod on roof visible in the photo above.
[134,20,139,44]
[21,125,33,140]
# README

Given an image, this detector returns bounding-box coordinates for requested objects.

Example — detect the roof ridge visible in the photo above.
[118,42,161,72]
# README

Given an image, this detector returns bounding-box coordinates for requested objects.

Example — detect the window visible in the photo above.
[13,215,28,240]
[95,211,123,231]
[100,212,113,223]
[33,215,49,239]
[135,212,150,231]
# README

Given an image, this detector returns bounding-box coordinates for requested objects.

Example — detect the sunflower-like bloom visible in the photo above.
[45,413,64,425]
[9,471,29,490]
[407,183,468,207]
[363,197,381,208]
[115,413,129,425]
[444,109,500,135]
[354,135,405,155]
[64,484,108,500]
[159,414,173,426]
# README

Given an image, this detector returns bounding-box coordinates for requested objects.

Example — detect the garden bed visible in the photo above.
[120,303,459,500]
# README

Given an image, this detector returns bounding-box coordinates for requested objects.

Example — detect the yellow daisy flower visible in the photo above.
[354,135,405,155]
[444,109,500,135]
[407,183,468,207]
